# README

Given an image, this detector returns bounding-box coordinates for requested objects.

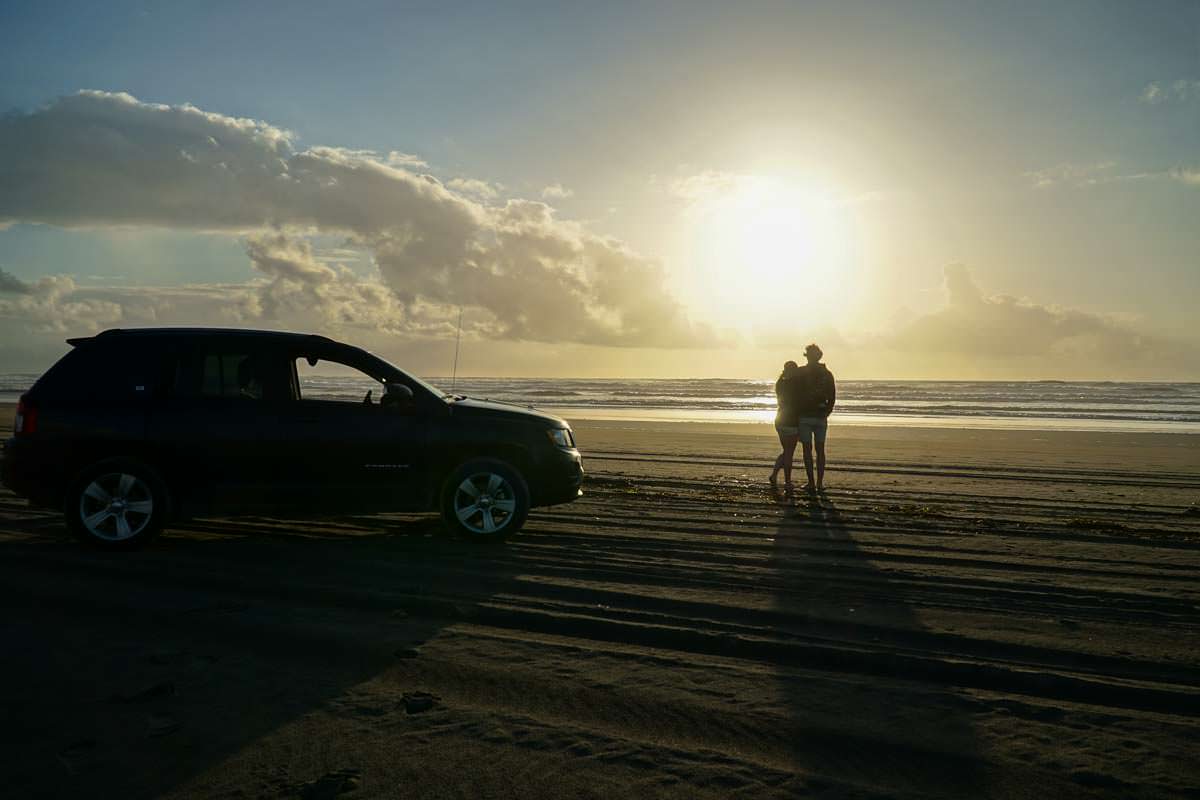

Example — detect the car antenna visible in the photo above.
[450,306,463,394]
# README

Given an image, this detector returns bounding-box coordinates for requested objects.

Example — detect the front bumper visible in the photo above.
[530,447,584,507]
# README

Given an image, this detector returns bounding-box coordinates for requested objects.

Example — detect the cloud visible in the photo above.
[0,268,33,294]
[246,231,337,284]
[3,261,1193,379]
[312,247,367,264]
[240,231,456,335]
[0,90,713,348]
[0,273,124,333]
[386,151,428,168]
[1023,161,1126,188]
[0,251,454,348]
[662,169,855,212]
[877,265,1198,378]
[665,170,742,201]
[1022,161,1200,189]
[1140,79,1200,104]
[540,183,573,200]
[1023,161,1112,188]
[446,177,500,201]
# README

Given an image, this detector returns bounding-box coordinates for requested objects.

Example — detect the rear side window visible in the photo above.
[200,353,264,400]
[173,342,289,402]
[33,339,178,404]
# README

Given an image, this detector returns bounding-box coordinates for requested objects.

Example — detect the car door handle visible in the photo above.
[285,417,321,424]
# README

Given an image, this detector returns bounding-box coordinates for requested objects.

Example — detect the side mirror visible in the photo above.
[380,382,415,410]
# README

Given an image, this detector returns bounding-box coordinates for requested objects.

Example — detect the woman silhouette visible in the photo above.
[770,360,802,489]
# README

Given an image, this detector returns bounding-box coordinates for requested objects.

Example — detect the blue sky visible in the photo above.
[1,1,1197,377]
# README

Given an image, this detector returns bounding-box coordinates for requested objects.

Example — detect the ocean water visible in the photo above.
[440,378,1200,433]
[3,372,1198,433]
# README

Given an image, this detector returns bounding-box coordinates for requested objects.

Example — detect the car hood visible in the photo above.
[449,397,569,427]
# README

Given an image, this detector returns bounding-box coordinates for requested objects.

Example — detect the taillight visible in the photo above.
[14,397,37,435]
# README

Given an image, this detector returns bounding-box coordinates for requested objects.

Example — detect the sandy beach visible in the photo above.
[1,402,1198,799]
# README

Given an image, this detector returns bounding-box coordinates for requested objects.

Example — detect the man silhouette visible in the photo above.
[794,343,836,492]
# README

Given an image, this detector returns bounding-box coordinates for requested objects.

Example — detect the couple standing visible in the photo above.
[771,343,836,493]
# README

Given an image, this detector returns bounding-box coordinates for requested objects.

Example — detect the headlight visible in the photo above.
[545,428,574,448]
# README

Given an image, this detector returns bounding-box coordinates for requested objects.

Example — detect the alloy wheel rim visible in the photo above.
[453,472,517,534]
[79,472,154,540]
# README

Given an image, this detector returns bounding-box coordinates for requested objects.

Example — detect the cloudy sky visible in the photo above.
[1,0,1197,379]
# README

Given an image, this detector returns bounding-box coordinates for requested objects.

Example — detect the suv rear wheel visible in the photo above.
[67,460,168,549]
[440,458,529,540]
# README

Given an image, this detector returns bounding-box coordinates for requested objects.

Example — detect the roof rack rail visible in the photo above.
[68,328,338,346]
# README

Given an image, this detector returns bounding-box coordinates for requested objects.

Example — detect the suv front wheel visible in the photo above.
[440,458,529,540]
[67,460,168,549]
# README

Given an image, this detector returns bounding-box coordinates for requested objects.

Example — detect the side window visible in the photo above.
[37,340,178,403]
[294,356,384,404]
[199,353,265,400]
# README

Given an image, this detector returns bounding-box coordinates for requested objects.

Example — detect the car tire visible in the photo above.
[440,458,529,540]
[66,459,168,549]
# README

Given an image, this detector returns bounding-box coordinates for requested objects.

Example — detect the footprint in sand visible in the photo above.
[401,691,440,714]
[298,767,362,799]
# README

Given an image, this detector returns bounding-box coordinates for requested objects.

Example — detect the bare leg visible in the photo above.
[781,438,797,486]
[815,441,826,489]
[800,442,815,490]
[771,432,797,485]
[772,431,792,482]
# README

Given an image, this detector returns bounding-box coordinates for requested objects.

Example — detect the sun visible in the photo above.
[677,175,859,333]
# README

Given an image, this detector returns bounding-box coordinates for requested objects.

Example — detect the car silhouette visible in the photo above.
[1,328,583,548]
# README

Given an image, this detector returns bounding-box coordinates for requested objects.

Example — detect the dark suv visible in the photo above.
[1,328,583,548]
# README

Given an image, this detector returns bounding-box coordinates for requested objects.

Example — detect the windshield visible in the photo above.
[354,347,451,400]
[400,370,451,400]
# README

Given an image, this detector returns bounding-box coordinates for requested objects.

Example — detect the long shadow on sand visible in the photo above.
[769,490,988,797]
[0,500,523,799]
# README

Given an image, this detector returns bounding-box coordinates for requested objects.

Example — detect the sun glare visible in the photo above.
[679,176,859,333]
